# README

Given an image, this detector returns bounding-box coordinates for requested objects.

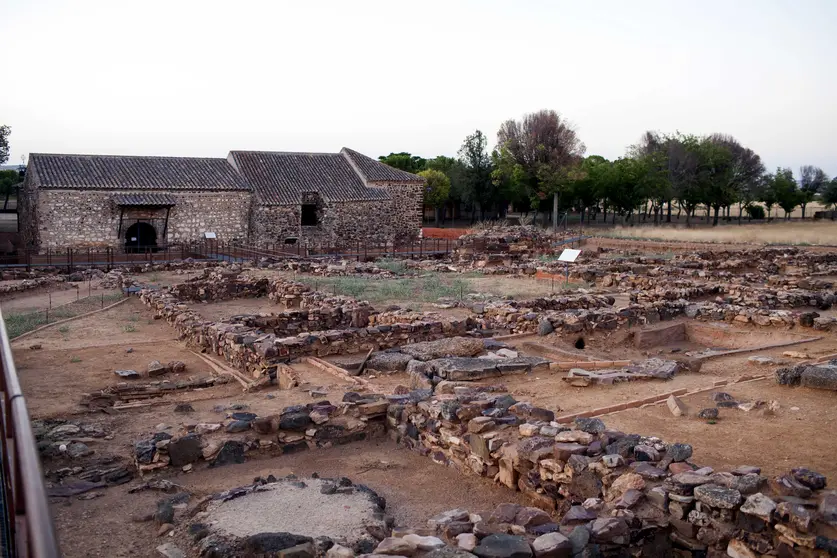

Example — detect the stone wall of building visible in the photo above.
[378,181,424,245]
[249,205,299,247]
[249,182,422,248]
[29,189,251,250]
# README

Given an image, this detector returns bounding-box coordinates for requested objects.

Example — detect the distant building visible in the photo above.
[19,148,424,251]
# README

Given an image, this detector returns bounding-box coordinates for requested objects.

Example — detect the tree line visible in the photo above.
[379,110,837,226]
[0,125,23,197]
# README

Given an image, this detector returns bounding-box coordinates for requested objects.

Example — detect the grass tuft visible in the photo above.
[375,259,408,274]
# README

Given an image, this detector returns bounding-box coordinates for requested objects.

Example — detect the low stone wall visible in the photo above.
[171,271,270,302]
[0,275,68,296]
[477,297,832,335]
[134,395,390,474]
[137,288,475,376]
[388,392,837,557]
[625,279,835,310]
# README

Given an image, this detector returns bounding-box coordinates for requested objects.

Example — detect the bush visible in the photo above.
[745,205,766,220]
[376,259,407,274]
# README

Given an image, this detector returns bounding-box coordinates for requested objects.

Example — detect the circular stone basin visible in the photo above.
[204,478,384,544]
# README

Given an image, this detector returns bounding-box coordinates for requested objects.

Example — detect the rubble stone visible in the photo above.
[693,484,742,509]
[531,532,571,558]
[473,534,533,558]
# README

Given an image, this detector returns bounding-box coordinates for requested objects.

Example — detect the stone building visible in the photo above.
[20,148,424,251]
[228,148,424,247]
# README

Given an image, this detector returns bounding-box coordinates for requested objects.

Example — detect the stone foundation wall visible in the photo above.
[132,396,389,474]
[28,189,251,250]
[388,393,837,557]
[137,287,474,376]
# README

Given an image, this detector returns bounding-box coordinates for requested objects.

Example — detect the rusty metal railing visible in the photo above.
[0,310,61,557]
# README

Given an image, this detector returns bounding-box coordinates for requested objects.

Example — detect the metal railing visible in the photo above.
[0,243,205,271]
[0,310,61,557]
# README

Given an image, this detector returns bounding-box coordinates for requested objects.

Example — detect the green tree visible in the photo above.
[426,156,465,224]
[417,169,451,226]
[0,170,21,197]
[761,172,778,219]
[771,167,801,219]
[663,133,706,227]
[0,125,10,166]
[799,165,829,219]
[425,155,456,174]
[707,134,764,225]
[821,179,837,217]
[629,131,673,224]
[377,152,426,174]
[458,130,495,222]
[696,137,736,227]
[495,110,586,228]
[567,155,611,224]
[608,157,652,224]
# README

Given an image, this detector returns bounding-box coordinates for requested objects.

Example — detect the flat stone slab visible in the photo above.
[204,478,385,548]
[368,352,415,372]
[429,357,550,381]
[694,484,742,509]
[431,358,503,381]
[473,534,533,558]
[800,364,837,391]
[401,337,486,361]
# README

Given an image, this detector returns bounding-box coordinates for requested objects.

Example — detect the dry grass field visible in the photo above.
[600,221,837,245]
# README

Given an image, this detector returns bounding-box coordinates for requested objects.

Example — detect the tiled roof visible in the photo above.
[342,148,426,182]
[229,150,394,205]
[30,153,250,191]
[113,193,177,206]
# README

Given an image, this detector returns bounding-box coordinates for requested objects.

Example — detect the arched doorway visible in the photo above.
[125,222,157,253]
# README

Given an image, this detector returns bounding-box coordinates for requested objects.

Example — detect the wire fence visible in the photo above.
[2,288,128,339]
[0,238,463,270]
[0,234,590,272]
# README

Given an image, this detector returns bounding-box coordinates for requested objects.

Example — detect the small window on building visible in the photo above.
[301,204,318,226]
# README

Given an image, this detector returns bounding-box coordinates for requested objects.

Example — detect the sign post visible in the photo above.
[557,248,581,286]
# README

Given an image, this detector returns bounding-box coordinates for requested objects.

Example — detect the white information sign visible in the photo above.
[557,248,581,262]
[204,232,217,239]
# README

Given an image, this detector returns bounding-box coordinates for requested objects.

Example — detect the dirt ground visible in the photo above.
[50,439,529,558]
[605,380,837,481]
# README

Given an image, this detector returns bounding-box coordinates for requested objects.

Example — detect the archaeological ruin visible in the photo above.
[6,224,837,558]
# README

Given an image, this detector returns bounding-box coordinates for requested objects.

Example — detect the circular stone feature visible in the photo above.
[203,478,385,546]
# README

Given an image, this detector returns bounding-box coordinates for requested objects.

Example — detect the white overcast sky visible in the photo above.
[2,0,835,177]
